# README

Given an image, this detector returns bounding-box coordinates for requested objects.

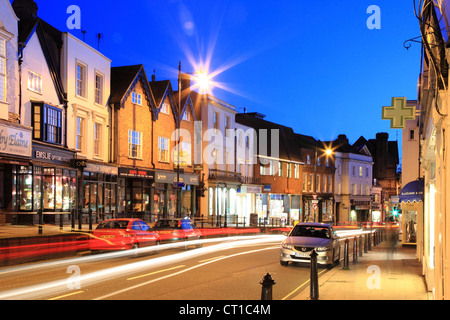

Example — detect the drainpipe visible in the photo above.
[18,43,25,124]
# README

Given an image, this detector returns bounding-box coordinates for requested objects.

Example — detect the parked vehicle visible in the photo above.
[90,218,160,253]
[280,222,340,267]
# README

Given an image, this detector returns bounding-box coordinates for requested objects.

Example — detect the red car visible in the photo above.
[153,218,202,247]
[90,218,160,252]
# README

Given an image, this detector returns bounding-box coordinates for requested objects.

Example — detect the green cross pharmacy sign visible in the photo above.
[382,97,416,129]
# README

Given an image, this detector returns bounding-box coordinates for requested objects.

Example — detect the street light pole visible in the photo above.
[177,62,182,218]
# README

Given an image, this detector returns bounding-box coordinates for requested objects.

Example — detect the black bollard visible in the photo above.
[364,233,368,253]
[353,236,358,263]
[368,232,372,250]
[71,209,75,232]
[310,249,319,300]
[343,238,349,270]
[260,273,276,300]
[38,209,43,235]
[88,209,93,231]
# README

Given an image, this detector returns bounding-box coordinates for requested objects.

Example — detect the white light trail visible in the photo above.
[0,235,284,300]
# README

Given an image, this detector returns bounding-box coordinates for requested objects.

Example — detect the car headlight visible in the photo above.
[281,241,293,250]
[316,246,329,252]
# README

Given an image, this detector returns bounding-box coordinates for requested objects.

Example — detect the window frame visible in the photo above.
[27,70,42,94]
[95,72,103,105]
[0,39,7,102]
[128,130,143,159]
[158,136,170,163]
[76,62,87,98]
[32,103,63,145]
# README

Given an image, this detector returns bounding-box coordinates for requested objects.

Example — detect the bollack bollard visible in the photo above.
[310,249,319,300]
[260,273,276,300]
[343,238,350,270]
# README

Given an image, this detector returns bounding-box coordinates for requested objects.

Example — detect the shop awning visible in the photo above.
[399,179,424,203]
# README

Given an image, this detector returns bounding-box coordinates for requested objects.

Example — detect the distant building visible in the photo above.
[235,112,304,225]
[328,135,373,224]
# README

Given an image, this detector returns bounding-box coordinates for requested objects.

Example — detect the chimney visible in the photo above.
[12,0,38,20]
[152,70,156,82]
[336,134,349,145]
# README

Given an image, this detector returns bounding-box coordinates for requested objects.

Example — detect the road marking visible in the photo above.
[198,256,226,263]
[281,268,328,300]
[93,246,278,300]
[127,265,186,281]
[48,290,84,300]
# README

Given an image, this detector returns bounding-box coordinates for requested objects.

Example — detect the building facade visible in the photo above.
[331,135,373,224]
[0,0,33,225]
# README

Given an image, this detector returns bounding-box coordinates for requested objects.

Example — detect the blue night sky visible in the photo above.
[32,0,420,159]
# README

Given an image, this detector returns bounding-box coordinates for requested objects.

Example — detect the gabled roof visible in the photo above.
[173,90,197,125]
[149,80,177,121]
[17,15,66,104]
[110,64,156,112]
[235,112,302,163]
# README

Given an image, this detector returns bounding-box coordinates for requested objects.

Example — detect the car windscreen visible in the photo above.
[290,225,330,239]
[96,220,129,229]
[154,220,179,229]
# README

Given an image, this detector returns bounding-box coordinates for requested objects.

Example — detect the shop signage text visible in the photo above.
[0,124,32,157]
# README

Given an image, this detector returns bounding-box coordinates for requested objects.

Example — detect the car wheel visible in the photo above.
[131,243,139,257]
[280,260,289,266]
[153,241,160,254]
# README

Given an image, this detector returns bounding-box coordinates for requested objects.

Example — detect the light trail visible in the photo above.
[0,235,284,300]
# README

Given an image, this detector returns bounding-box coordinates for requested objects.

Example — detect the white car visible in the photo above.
[280,222,340,267]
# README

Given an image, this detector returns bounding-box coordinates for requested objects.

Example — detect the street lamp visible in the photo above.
[176,63,214,218]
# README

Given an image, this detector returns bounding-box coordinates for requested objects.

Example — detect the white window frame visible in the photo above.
[158,136,170,163]
[0,39,7,102]
[132,92,142,105]
[95,72,103,105]
[76,117,85,152]
[182,109,190,121]
[76,62,87,98]
[128,130,143,159]
[160,102,169,114]
[94,122,102,157]
[27,70,42,94]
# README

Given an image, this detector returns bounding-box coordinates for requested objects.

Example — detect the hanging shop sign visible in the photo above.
[0,123,32,157]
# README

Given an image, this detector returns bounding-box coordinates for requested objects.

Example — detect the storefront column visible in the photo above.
[150,185,155,218]
[191,186,196,217]
[164,185,169,218]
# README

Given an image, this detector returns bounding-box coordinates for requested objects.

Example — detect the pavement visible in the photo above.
[292,238,431,300]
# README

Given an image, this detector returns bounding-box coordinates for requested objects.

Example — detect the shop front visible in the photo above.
[118,167,154,217]
[81,162,119,220]
[302,195,334,223]
[154,171,199,218]
[12,141,77,225]
[0,122,33,224]
[236,184,260,225]
[399,179,424,246]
